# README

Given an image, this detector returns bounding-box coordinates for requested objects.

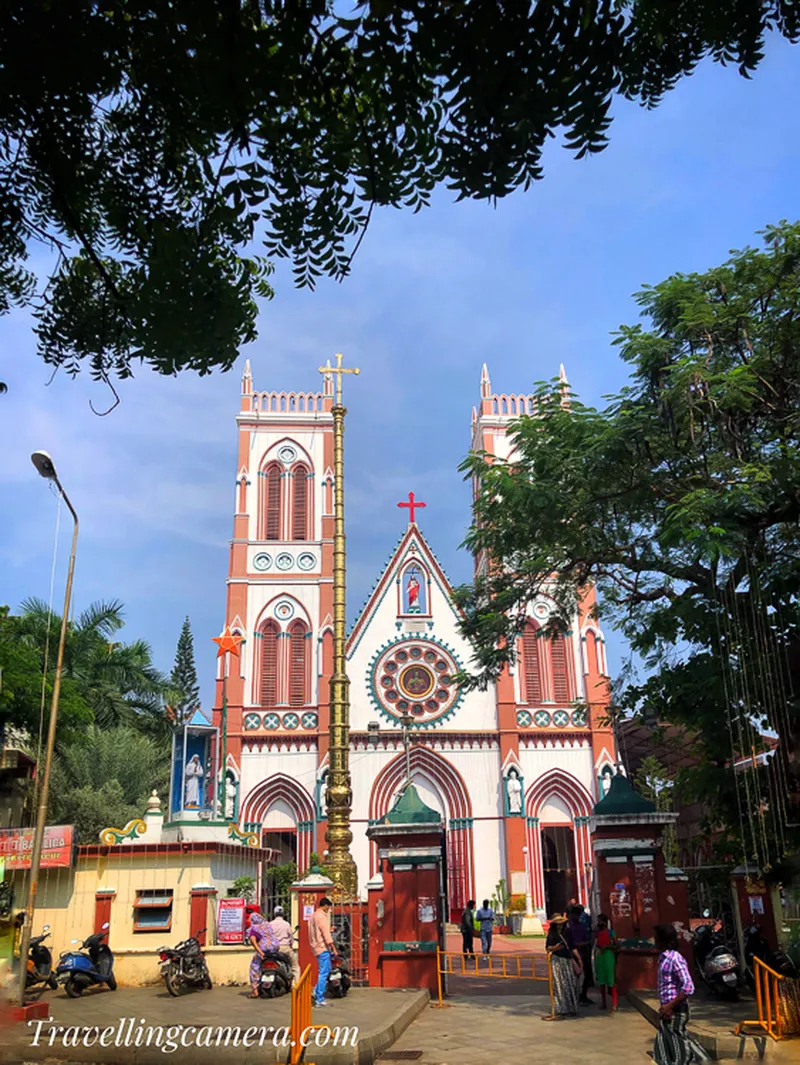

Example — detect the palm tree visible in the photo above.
[16,597,172,733]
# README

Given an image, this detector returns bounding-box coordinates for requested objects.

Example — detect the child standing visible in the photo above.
[594,912,618,1011]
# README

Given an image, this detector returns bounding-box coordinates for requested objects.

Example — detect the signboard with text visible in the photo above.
[0,825,74,869]
[217,897,247,943]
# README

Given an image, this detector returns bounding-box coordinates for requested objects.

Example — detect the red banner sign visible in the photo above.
[0,825,74,869]
[217,897,246,943]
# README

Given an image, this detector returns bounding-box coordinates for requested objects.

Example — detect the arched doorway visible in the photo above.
[525,770,594,916]
[370,746,474,920]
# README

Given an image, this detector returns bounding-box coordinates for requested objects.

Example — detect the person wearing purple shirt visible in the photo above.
[653,924,707,1063]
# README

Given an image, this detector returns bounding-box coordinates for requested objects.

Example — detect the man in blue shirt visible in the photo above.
[475,899,495,956]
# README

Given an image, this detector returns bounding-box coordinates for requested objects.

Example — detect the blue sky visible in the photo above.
[1,39,799,709]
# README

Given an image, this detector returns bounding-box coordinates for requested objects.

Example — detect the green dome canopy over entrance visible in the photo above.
[592,772,656,817]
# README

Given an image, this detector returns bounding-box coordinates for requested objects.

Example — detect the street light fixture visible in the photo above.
[399,712,414,791]
[17,452,79,1007]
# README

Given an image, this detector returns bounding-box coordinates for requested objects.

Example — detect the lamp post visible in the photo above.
[399,712,414,790]
[17,452,78,1007]
[522,845,534,916]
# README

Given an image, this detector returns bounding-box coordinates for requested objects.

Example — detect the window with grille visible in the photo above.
[550,635,571,704]
[292,465,309,540]
[522,623,543,704]
[263,464,281,540]
[288,621,308,706]
[260,621,279,707]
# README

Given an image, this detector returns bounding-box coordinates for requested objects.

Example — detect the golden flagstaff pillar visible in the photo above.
[319,352,360,897]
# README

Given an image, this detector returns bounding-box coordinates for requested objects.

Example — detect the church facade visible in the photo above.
[212,361,617,920]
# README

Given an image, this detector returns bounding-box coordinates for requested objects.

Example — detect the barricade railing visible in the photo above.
[736,957,800,1042]
[289,964,333,1064]
[435,947,550,1007]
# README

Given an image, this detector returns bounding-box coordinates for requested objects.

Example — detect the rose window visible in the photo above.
[369,640,461,725]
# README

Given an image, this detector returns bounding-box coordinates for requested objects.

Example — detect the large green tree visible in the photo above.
[48,726,170,844]
[1,2,798,390]
[7,597,171,736]
[458,220,800,876]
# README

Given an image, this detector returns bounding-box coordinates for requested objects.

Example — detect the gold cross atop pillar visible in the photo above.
[318,352,360,897]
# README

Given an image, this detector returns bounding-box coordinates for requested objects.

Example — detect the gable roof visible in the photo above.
[347,522,462,657]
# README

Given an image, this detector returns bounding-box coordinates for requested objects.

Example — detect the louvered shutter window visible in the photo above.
[292,466,308,540]
[522,623,542,704]
[265,465,281,540]
[551,635,570,704]
[260,622,279,707]
[288,622,307,706]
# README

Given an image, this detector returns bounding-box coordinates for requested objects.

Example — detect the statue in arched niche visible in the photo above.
[225,772,238,821]
[506,767,523,815]
[600,764,615,797]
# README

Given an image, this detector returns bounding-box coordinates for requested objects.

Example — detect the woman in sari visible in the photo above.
[247,913,279,998]
[543,913,582,1020]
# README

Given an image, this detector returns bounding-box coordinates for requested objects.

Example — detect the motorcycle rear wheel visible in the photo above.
[203,972,213,990]
[164,964,183,998]
[107,973,117,992]
[47,973,58,990]
[65,977,83,999]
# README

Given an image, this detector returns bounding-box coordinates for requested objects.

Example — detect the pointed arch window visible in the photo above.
[260,621,279,707]
[259,463,282,541]
[292,465,310,541]
[522,621,543,704]
[550,633,572,704]
[288,620,308,706]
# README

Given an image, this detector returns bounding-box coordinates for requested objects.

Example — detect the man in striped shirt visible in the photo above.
[654,924,706,1064]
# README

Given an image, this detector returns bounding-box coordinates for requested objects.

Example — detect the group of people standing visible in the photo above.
[246,906,301,998]
[544,902,618,1018]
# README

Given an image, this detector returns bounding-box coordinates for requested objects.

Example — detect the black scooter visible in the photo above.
[327,931,351,998]
[744,923,799,989]
[158,930,212,995]
[25,926,57,990]
[258,948,293,998]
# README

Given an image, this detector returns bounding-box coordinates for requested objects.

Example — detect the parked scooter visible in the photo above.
[258,947,293,998]
[56,922,116,998]
[25,926,58,990]
[694,923,740,999]
[327,931,351,998]
[158,930,212,996]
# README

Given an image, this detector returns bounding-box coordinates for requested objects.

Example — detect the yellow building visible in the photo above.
[3,792,281,986]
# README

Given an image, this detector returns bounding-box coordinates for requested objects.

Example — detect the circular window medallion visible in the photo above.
[533,710,552,727]
[276,553,293,571]
[369,640,462,726]
[533,601,550,621]
[399,664,435,699]
[297,553,316,571]
[263,713,280,730]
[253,553,272,571]
[277,446,297,464]
[553,709,570,728]
[571,708,587,727]
[274,600,295,621]
[516,709,533,728]
[244,713,262,730]
[301,712,318,729]
[282,712,300,730]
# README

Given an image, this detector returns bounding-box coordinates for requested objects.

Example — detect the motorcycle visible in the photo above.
[258,947,293,998]
[744,923,799,989]
[327,932,351,998]
[56,922,116,998]
[158,930,212,996]
[25,926,58,990]
[694,923,740,999]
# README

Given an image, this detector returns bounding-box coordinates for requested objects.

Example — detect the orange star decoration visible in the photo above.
[212,625,244,658]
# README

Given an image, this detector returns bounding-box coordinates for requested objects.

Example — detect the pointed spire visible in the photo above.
[321,358,333,397]
[559,362,568,385]
[241,359,252,394]
[480,362,491,399]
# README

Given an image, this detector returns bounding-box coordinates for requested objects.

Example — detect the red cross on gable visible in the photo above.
[398,491,427,524]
